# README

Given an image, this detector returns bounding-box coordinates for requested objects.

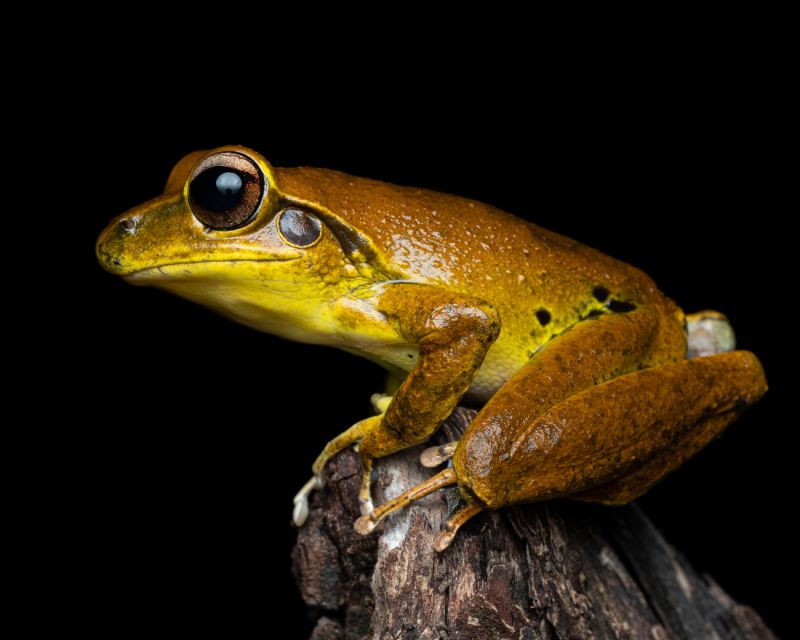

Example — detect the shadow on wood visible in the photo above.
[292,408,774,640]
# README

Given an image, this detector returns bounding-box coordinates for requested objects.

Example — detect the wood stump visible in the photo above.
[292,408,775,640]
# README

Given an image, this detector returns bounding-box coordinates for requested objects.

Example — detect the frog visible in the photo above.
[96,145,767,552]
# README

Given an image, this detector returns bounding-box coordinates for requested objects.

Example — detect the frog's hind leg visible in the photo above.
[455,350,767,511]
[574,309,747,502]
[570,411,742,505]
[572,311,747,504]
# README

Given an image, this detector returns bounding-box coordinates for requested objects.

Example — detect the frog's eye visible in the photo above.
[277,208,322,247]
[188,152,266,229]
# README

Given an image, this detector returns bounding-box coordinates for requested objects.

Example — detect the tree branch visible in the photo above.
[292,407,775,640]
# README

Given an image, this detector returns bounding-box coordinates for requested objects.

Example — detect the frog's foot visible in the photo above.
[292,475,323,526]
[294,454,374,524]
[355,467,483,551]
[420,441,458,467]
[354,468,457,534]
[292,415,381,527]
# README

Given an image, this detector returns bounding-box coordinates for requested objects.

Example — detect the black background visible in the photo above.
[13,5,790,638]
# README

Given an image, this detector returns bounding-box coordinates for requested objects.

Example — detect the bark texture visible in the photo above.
[292,408,775,640]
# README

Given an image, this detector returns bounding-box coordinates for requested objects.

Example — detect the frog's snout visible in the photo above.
[96,215,138,275]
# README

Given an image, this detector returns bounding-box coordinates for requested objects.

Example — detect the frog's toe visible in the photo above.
[292,475,322,526]
[370,392,393,414]
[433,503,483,552]
[359,495,375,517]
[420,441,458,467]
[354,468,457,535]
[686,310,736,358]
[358,456,375,516]
[293,498,309,527]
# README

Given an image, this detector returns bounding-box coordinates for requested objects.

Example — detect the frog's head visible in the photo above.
[96,145,380,342]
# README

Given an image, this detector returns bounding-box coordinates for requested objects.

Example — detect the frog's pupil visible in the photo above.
[216,171,242,195]
[190,166,246,213]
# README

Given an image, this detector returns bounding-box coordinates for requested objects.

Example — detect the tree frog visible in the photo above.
[96,146,766,551]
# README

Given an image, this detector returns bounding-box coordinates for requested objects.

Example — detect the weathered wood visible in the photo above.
[292,408,775,640]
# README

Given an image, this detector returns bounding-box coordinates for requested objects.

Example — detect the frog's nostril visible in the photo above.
[119,218,135,232]
[113,258,121,266]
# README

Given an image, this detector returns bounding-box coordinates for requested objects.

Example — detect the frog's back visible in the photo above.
[277,166,686,397]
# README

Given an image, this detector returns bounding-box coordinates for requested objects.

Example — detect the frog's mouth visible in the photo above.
[121,255,303,281]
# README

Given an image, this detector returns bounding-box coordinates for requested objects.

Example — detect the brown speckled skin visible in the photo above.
[97,147,767,529]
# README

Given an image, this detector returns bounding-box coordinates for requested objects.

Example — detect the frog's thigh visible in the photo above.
[453,305,669,493]
[570,412,738,505]
[454,351,766,509]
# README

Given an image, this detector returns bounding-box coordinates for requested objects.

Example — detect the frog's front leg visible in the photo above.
[292,283,500,526]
